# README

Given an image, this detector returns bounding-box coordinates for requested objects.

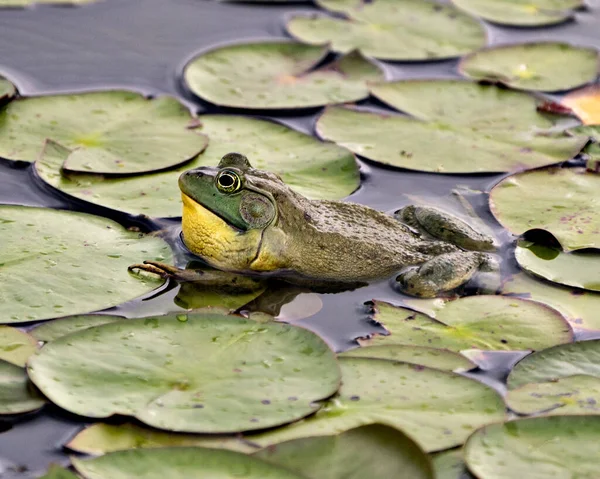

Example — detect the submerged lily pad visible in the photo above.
[490,167,600,251]
[464,416,600,479]
[459,42,599,92]
[30,315,125,342]
[507,374,600,415]
[502,272,600,330]
[316,80,587,173]
[36,117,358,218]
[72,447,305,479]
[183,42,383,109]
[452,0,583,26]
[28,313,340,433]
[286,0,486,61]
[359,297,571,352]
[563,85,600,124]
[340,345,475,372]
[0,91,207,174]
[515,242,600,291]
[67,423,256,455]
[0,360,44,415]
[246,357,505,452]
[255,424,434,479]
[0,326,37,366]
[0,205,170,324]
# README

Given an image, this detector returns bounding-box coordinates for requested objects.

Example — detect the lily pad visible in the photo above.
[507,374,600,415]
[569,125,600,165]
[515,242,600,291]
[432,449,465,479]
[38,465,80,479]
[30,315,125,343]
[183,42,383,109]
[72,447,305,479]
[0,91,207,174]
[316,80,587,173]
[286,0,486,61]
[459,42,599,92]
[451,0,583,26]
[0,205,170,324]
[254,424,434,479]
[563,84,600,124]
[340,345,475,372]
[501,272,600,330]
[27,313,341,433]
[246,357,506,452]
[0,326,37,366]
[67,423,256,455]
[0,360,45,415]
[464,416,600,479]
[490,167,600,251]
[359,297,572,352]
[36,116,358,218]
[0,77,15,101]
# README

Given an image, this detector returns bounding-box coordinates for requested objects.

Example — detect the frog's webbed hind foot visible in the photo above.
[128,261,205,282]
[395,205,495,252]
[395,251,498,298]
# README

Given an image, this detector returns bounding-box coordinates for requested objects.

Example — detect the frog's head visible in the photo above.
[178,153,292,272]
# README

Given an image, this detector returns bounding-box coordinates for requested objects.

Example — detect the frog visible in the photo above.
[133,152,498,298]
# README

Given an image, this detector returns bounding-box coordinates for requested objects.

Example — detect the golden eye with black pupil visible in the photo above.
[215,170,242,193]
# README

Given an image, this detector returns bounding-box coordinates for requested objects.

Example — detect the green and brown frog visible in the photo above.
[134,153,497,298]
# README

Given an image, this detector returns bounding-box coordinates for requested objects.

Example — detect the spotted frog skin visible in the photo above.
[177,153,497,298]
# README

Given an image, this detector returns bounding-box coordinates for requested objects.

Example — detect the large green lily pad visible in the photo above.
[451,0,584,26]
[0,91,207,174]
[246,357,506,452]
[255,424,434,479]
[286,0,486,61]
[340,344,475,372]
[27,313,341,433]
[316,80,587,173]
[432,449,465,479]
[36,116,358,218]
[183,42,383,109]
[72,447,305,479]
[507,374,600,415]
[501,272,600,330]
[0,326,37,366]
[508,339,600,389]
[0,359,45,414]
[0,205,170,324]
[515,242,600,291]
[490,167,600,251]
[67,423,256,454]
[37,465,80,479]
[464,416,600,478]
[359,297,572,352]
[30,314,125,343]
[459,42,599,92]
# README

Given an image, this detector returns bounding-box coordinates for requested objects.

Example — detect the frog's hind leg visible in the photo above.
[395,251,498,298]
[395,205,495,252]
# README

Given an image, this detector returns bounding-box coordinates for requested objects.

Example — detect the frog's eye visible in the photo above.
[216,169,242,194]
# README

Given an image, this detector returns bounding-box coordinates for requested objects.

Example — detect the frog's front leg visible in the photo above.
[395,251,498,298]
[395,205,495,252]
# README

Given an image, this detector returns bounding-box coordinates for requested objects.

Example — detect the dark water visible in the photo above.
[0,0,599,476]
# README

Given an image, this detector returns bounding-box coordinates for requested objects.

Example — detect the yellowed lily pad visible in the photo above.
[515,242,600,291]
[0,91,207,174]
[340,344,475,372]
[459,42,599,92]
[316,80,587,173]
[184,43,383,109]
[562,84,600,124]
[452,0,584,26]
[490,167,600,251]
[287,0,486,61]
[0,326,37,366]
[359,297,572,352]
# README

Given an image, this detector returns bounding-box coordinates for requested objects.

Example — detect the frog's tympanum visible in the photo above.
[172,152,497,298]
